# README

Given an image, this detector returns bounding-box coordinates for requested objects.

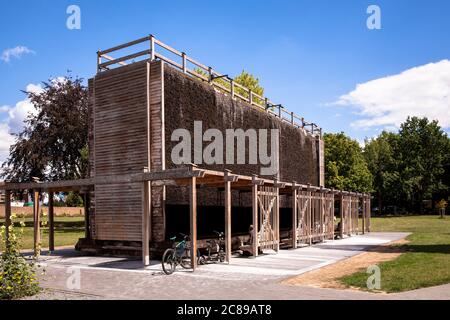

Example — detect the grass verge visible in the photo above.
[340,215,450,293]
[0,216,84,251]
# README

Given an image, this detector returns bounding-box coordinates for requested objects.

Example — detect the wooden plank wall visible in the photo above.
[91,60,154,241]
[87,79,96,238]
[148,61,166,242]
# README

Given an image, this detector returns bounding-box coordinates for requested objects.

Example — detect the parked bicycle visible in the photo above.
[162,233,198,275]
[199,231,226,265]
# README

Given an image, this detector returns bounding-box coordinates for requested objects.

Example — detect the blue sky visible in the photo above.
[1,0,449,161]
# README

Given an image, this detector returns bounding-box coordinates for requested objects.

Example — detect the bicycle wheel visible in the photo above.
[162,248,176,275]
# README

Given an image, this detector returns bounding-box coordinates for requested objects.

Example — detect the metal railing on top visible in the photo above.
[97,35,322,137]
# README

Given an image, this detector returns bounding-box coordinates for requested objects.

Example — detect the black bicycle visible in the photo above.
[162,233,197,275]
[199,231,226,265]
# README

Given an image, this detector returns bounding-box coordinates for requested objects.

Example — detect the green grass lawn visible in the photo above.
[0,216,85,251]
[340,215,450,293]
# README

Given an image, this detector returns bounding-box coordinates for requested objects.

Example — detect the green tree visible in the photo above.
[1,76,89,182]
[397,117,449,212]
[234,70,264,96]
[364,131,400,214]
[323,132,372,192]
[194,68,264,101]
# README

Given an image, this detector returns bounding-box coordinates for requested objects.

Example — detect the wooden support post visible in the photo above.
[48,192,55,252]
[339,193,344,239]
[142,170,151,266]
[224,171,232,263]
[82,192,90,240]
[367,197,371,232]
[189,176,197,270]
[292,186,298,249]
[320,187,324,242]
[252,180,258,257]
[308,186,312,245]
[275,184,280,252]
[362,197,365,235]
[5,189,11,248]
[33,190,41,256]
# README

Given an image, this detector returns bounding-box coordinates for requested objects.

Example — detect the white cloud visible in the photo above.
[5,83,42,134]
[333,60,450,130]
[1,46,35,62]
[0,83,43,163]
[0,123,15,163]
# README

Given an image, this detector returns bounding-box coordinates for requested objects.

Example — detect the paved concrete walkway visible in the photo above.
[31,232,450,300]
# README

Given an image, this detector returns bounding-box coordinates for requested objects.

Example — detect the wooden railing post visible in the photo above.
[230,80,235,99]
[208,67,213,84]
[96,51,101,73]
[182,52,187,74]
[150,35,155,61]
[248,89,252,105]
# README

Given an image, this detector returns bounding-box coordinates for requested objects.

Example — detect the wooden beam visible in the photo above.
[5,190,11,248]
[48,192,55,252]
[142,168,151,266]
[252,181,258,257]
[190,176,198,270]
[33,190,41,256]
[292,186,298,249]
[224,171,232,263]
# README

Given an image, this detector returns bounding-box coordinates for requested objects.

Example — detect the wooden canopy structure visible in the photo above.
[1,165,371,270]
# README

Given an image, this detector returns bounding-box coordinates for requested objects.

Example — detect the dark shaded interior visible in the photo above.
[165,205,293,240]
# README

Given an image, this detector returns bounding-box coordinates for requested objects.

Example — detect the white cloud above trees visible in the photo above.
[333,60,450,130]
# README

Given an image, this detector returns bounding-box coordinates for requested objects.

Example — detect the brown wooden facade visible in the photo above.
[0,36,371,269]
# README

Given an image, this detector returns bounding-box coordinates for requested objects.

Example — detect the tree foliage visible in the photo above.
[323,132,372,193]
[364,117,449,213]
[1,76,88,182]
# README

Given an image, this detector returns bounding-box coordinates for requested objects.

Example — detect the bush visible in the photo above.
[0,215,40,300]
[65,192,84,208]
